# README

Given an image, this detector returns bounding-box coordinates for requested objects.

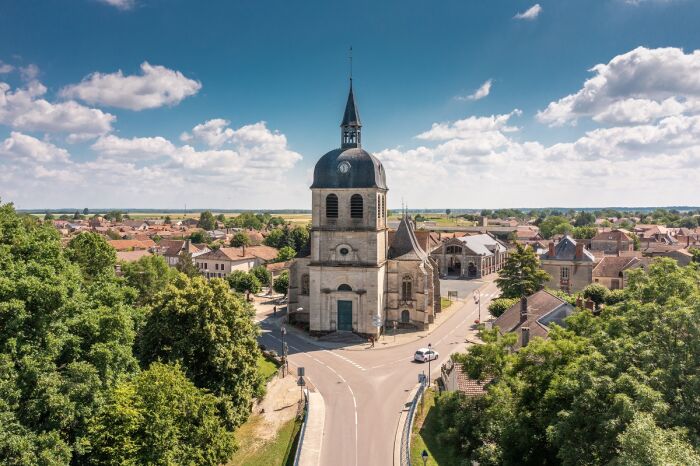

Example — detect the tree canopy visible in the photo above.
[197,210,216,231]
[436,258,700,465]
[495,244,551,298]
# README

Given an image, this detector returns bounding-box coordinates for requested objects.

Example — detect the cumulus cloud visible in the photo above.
[0,132,70,163]
[60,62,201,111]
[180,118,234,148]
[537,46,700,126]
[0,80,115,139]
[514,4,542,20]
[416,110,521,141]
[456,79,493,101]
[97,0,135,10]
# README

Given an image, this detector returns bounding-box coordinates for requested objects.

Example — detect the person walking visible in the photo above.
[273,305,277,317]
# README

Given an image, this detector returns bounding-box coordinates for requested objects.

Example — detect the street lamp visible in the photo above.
[473,291,481,324]
[427,342,432,387]
[421,449,429,466]
[281,325,288,376]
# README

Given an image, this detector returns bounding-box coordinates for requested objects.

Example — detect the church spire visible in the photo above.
[341,49,362,149]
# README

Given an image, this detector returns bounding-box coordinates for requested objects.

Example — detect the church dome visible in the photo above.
[311,147,387,189]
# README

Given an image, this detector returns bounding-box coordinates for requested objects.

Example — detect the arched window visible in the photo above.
[326,194,338,218]
[401,275,412,301]
[350,194,363,219]
[338,283,352,292]
[301,274,309,295]
[446,245,463,254]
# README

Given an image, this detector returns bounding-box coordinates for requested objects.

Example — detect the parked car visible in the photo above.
[414,348,439,362]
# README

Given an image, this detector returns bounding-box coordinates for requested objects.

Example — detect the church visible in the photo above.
[287,82,441,337]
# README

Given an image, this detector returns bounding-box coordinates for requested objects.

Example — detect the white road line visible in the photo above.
[347,384,359,466]
[323,349,367,371]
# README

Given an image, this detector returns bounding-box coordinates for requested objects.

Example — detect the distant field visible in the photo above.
[40,211,313,225]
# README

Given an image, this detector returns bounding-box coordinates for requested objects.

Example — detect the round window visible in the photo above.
[339,247,349,256]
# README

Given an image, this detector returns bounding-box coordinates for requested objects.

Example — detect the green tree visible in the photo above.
[495,244,551,298]
[175,250,201,278]
[44,211,54,220]
[487,297,519,318]
[88,362,236,465]
[276,246,296,262]
[263,228,286,249]
[139,275,263,428]
[273,270,289,296]
[216,213,226,223]
[250,265,272,287]
[574,211,596,227]
[572,225,598,239]
[66,231,117,278]
[230,231,251,248]
[197,210,216,231]
[83,207,89,216]
[164,215,172,224]
[539,215,572,239]
[582,283,609,309]
[189,229,208,243]
[121,254,177,305]
[227,270,262,300]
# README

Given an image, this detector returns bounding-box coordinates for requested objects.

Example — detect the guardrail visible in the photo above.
[292,388,309,466]
[399,381,426,466]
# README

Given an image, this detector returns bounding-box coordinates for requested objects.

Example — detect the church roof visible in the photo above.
[341,82,361,127]
[311,147,387,189]
[388,215,428,260]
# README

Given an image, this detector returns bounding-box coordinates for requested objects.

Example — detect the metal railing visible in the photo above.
[292,388,309,466]
[399,382,426,466]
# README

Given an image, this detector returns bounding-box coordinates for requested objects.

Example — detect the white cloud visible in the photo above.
[0,61,13,74]
[456,79,493,101]
[0,81,115,139]
[180,118,234,148]
[537,46,700,126]
[416,110,521,141]
[514,4,542,20]
[19,64,39,81]
[97,0,135,10]
[0,132,70,163]
[60,62,201,111]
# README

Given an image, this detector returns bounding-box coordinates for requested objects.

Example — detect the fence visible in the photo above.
[399,381,426,466]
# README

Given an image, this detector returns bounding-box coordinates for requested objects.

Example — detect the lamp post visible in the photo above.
[281,325,288,377]
[473,291,481,324]
[427,342,432,387]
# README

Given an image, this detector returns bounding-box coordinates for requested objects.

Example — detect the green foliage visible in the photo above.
[495,244,551,298]
[175,250,201,278]
[442,258,700,465]
[88,362,236,465]
[572,225,597,239]
[121,254,177,305]
[105,210,123,222]
[487,297,519,318]
[163,215,172,224]
[227,270,262,297]
[690,247,700,264]
[263,228,286,248]
[263,225,309,253]
[273,270,289,296]
[44,211,54,220]
[197,210,216,231]
[188,229,208,244]
[539,215,572,239]
[251,265,272,287]
[276,246,296,262]
[230,231,251,247]
[582,283,609,308]
[66,231,117,278]
[139,275,263,428]
[574,211,596,227]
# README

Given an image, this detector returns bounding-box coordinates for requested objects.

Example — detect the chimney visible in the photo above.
[585,298,595,311]
[576,296,583,308]
[521,327,530,347]
[548,242,555,257]
[520,296,528,323]
[575,242,584,260]
[184,239,190,252]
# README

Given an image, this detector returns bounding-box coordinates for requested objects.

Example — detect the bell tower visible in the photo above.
[341,80,361,149]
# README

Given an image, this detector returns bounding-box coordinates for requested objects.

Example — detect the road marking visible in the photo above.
[323,349,366,371]
[346,384,359,466]
[370,357,413,370]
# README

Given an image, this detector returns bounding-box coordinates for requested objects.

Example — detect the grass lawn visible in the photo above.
[228,414,302,466]
[411,389,460,466]
[257,355,279,382]
[440,297,452,310]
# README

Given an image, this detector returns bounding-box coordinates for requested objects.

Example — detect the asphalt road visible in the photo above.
[257,276,500,466]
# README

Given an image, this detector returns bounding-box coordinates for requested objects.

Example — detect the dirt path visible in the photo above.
[251,372,301,442]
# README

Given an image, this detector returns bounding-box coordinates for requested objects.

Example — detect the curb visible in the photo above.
[393,383,422,466]
[295,389,326,466]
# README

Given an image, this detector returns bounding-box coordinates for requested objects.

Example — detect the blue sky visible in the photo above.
[2,0,700,209]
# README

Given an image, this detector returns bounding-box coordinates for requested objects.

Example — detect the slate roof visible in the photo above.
[311,147,387,189]
[493,290,574,349]
[540,236,595,262]
[593,256,637,278]
[388,216,428,260]
[198,245,279,262]
[456,234,507,256]
[341,82,361,127]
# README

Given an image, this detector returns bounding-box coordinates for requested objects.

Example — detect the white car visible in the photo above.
[414,348,439,362]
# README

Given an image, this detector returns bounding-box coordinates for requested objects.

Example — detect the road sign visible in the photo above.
[297,376,306,386]
[371,316,382,328]
[297,367,305,377]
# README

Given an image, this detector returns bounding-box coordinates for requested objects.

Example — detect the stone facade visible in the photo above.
[431,234,508,279]
[540,236,596,293]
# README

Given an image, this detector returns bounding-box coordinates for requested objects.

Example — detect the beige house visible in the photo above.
[287,83,440,337]
[195,245,278,279]
[590,229,633,254]
[430,233,508,278]
[593,256,653,290]
[540,236,596,293]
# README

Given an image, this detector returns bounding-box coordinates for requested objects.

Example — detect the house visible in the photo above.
[195,245,279,279]
[440,358,490,396]
[540,236,596,293]
[107,239,155,251]
[592,256,652,290]
[430,233,508,278]
[491,290,575,349]
[590,229,633,255]
[122,220,149,230]
[159,239,209,267]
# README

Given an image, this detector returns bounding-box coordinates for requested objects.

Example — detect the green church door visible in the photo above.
[337,300,353,331]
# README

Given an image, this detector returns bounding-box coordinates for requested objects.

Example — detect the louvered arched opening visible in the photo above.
[350,194,363,219]
[326,194,338,218]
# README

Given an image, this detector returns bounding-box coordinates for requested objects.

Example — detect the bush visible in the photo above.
[605,288,626,305]
[583,283,610,308]
[488,298,519,318]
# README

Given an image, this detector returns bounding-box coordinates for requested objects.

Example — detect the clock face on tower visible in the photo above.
[337,161,351,174]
